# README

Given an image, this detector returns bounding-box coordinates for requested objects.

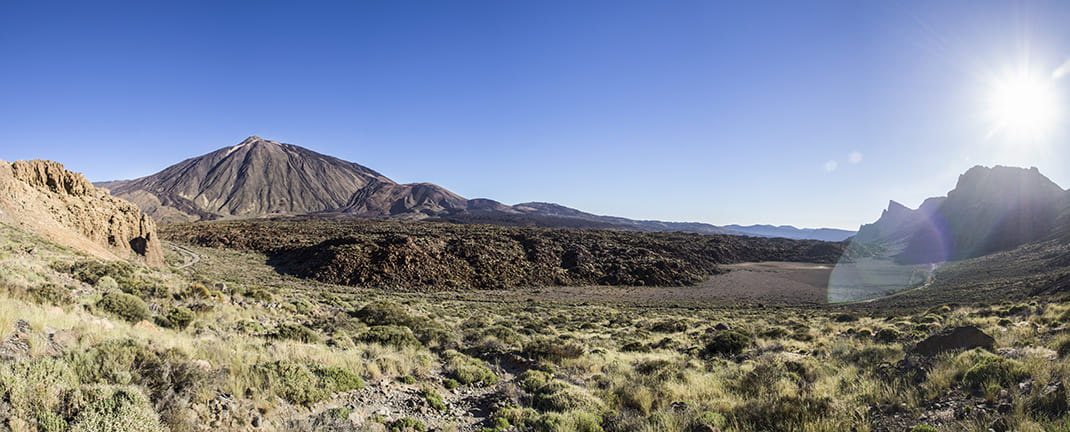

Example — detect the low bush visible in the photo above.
[519,369,551,393]
[166,307,195,330]
[421,386,446,412]
[532,380,602,412]
[962,356,1029,392]
[274,323,322,344]
[355,301,417,328]
[702,330,752,357]
[68,386,167,432]
[444,351,498,386]
[525,337,586,362]
[875,327,901,343]
[28,283,73,305]
[358,325,421,348]
[254,360,363,406]
[390,417,426,432]
[95,291,150,323]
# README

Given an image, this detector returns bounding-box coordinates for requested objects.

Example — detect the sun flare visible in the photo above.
[987,72,1061,140]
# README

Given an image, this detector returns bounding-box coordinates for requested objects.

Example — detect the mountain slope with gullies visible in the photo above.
[0,159,164,266]
[103,136,399,223]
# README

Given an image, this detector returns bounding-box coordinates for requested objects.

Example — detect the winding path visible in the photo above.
[164,241,200,269]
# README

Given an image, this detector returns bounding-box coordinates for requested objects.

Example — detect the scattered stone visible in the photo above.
[0,319,31,361]
[250,415,262,428]
[997,346,1058,361]
[692,425,720,432]
[989,416,1009,432]
[912,326,995,356]
[1030,381,1067,416]
[714,323,731,331]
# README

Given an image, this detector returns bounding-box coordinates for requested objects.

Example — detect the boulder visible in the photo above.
[912,326,995,357]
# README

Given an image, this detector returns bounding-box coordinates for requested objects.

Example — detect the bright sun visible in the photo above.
[987,73,1061,140]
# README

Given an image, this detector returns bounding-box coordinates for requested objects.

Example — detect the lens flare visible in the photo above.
[987,72,1060,141]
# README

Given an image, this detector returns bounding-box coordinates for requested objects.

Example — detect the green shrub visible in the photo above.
[96,290,150,323]
[633,358,685,382]
[519,369,551,393]
[525,337,586,362]
[400,375,417,385]
[833,313,858,322]
[69,386,167,432]
[254,360,363,406]
[702,330,752,357]
[62,260,136,286]
[443,378,459,390]
[291,298,314,315]
[444,351,498,386]
[36,408,67,432]
[493,405,539,430]
[236,320,266,334]
[421,386,446,412]
[875,327,901,343]
[390,417,426,432]
[324,406,350,422]
[359,325,420,348]
[316,365,365,392]
[693,411,727,429]
[274,323,322,344]
[909,426,939,432]
[166,307,195,330]
[962,356,1029,391]
[356,301,417,328]
[620,341,651,353]
[28,283,74,305]
[96,276,119,291]
[245,287,272,302]
[532,380,602,412]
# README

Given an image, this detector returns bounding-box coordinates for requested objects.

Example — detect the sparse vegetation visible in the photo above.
[2,220,1069,431]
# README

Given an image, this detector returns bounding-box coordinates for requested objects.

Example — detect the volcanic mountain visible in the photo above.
[101,136,486,223]
[852,165,1069,263]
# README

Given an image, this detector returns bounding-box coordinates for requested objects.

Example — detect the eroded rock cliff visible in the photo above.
[0,159,165,266]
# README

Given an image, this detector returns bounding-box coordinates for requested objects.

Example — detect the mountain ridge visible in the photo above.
[852,165,1069,264]
[100,136,852,239]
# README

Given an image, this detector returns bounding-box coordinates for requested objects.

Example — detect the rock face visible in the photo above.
[0,159,164,266]
[912,326,995,357]
[853,166,1068,263]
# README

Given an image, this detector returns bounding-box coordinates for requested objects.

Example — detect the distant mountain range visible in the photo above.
[97,136,852,240]
[851,165,1070,264]
[721,225,855,242]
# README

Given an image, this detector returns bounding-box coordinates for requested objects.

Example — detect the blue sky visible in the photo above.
[3,1,1069,229]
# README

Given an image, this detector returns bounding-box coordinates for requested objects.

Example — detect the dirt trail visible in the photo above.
[165,241,200,269]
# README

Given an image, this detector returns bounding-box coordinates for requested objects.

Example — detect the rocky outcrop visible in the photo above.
[0,159,164,266]
[852,166,1068,263]
[912,326,995,357]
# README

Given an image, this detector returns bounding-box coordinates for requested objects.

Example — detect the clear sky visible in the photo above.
[3,1,1069,230]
